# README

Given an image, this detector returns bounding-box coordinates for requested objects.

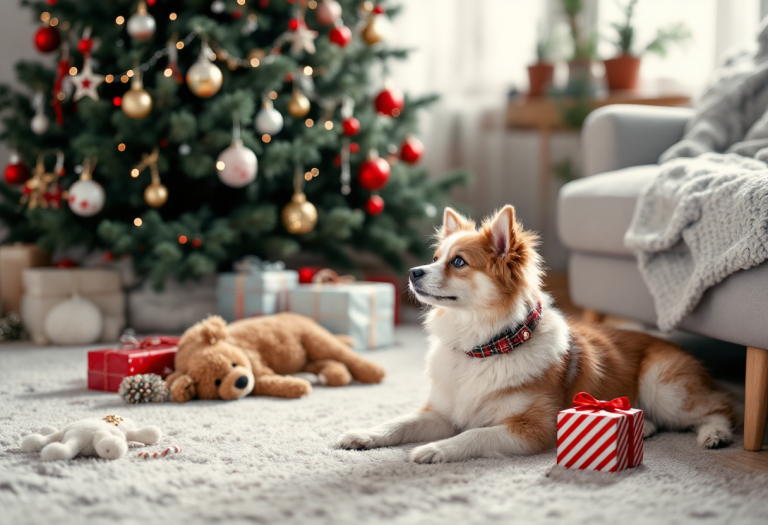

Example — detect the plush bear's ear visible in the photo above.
[180,315,228,348]
[168,373,197,403]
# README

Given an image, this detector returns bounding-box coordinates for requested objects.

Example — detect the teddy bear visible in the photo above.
[21,415,161,461]
[165,313,386,402]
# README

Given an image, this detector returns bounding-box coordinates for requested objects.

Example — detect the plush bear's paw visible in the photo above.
[354,362,386,384]
[336,429,382,450]
[21,434,46,452]
[40,443,69,461]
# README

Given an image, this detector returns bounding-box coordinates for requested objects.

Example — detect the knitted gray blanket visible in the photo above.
[624,19,768,331]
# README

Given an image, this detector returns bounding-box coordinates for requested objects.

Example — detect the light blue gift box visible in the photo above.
[288,282,395,351]
[217,258,298,322]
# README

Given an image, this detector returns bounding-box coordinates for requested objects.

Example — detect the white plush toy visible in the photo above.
[21,415,161,461]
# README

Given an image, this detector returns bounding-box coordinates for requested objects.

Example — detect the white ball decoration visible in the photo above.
[68,179,105,217]
[316,0,342,26]
[31,113,50,135]
[217,141,257,188]
[45,295,103,346]
[255,106,284,136]
[211,0,226,14]
[127,3,156,41]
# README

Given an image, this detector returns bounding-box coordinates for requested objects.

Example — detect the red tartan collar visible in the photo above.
[466,302,543,358]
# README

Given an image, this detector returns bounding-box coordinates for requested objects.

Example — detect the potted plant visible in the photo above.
[604,0,691,91]
[528,28,556,97]
[560,0,599,93]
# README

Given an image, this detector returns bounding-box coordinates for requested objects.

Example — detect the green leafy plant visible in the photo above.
[560,0,599,62]
[608,0,691,57]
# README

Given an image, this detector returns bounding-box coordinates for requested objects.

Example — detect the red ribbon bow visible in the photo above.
[572,392,631,412]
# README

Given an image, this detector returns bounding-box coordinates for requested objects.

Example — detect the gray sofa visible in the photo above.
[557,104,768,451]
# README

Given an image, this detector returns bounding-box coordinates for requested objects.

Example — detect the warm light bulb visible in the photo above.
[216,161,226,170]
[324,121,333,130]
[131,169,140,178]
[134,218,142,226]
[118,143,126,152]
[305,119,314,127]
[116,16,125,25]
[262,134,271,143]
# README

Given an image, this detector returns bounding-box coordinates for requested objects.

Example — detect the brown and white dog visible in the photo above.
[337,205,736,463]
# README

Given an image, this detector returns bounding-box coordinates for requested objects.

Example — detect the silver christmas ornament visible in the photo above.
[255,101,284,136]
[127,2,156,41]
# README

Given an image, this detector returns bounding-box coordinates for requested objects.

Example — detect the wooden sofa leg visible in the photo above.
[744,347,768,451]
[582,309,605,324]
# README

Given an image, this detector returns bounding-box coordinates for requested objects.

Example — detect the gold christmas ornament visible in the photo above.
[362,14,392,45]
[282,191,317,234]
[287,88,311,118]
[144,181,168,207]
[133,148,168,207]
[187,43,223,98]
[21,154,57,210]
[122,73,152,119]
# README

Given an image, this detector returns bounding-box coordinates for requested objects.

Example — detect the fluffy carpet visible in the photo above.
[1,326,767,525]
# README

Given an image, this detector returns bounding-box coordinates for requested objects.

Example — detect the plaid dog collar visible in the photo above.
[466,302,543,358]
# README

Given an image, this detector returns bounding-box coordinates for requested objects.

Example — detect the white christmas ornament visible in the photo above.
[44,294,103,345]
[21,416,161,461]
[211,0,226,14]
[217,140,257,188]
[71,58,104,101]
[127,1,156,41]
[31,112,49,135]
[315,0,342,25]
[255,101,284,135]
[68,158,105,217]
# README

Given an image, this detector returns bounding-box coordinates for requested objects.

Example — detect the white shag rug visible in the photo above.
[1,326,767,525]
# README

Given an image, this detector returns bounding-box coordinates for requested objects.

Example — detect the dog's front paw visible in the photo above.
[336,429,380,450]
[410,443,448,464]
[643,420,658,439]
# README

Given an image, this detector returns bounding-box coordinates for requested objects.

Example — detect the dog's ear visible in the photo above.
[440,207,474,239]
[168,373,197,403]
[487,205,517,256]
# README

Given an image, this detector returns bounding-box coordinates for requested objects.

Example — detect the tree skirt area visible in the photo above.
[1,326,767,525]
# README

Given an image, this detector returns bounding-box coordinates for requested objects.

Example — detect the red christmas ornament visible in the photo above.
[375,86,404,117]
[349,142,360,153]
[373,4,386,14]
[400,136,424,164]
[147,0,157,5]
[44,183,62,209]
[34,25,61,54]
[329,26,352,47]
[365,195,385,215]
[47,0,57,5]
[104,251,114,261]
[288,18,300,31]
[358,156,390,191]
[159,139,169,148]
[4,158,29,185]
[232,9,242,19]
[53,258,78,268]
[333,155,342,167]
[298,266,323,283]
[113,96,122,107]
[192,238,202,248]
[77,37,93,55]
[342,117,360,137]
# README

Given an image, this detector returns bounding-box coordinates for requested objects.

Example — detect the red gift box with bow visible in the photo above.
[556,392,644,472]
[87,335,179,392]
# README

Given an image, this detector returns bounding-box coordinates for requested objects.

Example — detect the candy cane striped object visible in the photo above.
[137,445,181,459]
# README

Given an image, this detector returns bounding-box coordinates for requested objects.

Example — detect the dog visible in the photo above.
[337,205,736,463]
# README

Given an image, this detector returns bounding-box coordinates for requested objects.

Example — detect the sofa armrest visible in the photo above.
[583,104,695,176]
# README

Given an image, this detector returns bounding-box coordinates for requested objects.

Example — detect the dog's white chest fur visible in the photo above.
[425,306,571,430]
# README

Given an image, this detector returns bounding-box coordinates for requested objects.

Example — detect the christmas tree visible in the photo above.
[0,0,466,288]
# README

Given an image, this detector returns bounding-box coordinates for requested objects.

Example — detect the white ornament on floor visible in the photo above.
[44,294,103,345]
[21,416,161,461]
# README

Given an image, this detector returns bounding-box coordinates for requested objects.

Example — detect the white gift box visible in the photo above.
[217,262,299,322]
[288,282,395,351]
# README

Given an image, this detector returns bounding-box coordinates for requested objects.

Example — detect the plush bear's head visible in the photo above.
[168,316,255,402]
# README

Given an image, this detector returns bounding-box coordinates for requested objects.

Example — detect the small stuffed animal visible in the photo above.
[21,415,161,461]
[166,313,386,402]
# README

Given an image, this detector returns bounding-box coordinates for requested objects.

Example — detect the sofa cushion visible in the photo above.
[557,165,658,257]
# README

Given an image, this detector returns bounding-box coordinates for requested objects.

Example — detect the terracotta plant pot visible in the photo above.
[527,62,555,97]
[603,54,641,91]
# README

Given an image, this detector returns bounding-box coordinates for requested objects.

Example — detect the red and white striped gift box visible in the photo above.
[556,392,644,472]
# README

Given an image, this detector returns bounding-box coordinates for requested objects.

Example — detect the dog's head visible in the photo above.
[408,205,542,313]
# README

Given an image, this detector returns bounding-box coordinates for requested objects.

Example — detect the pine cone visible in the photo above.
[118,374,169,404]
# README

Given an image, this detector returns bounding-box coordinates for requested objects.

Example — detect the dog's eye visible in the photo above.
[231,363,236,368]
[215,379,222,387]
[452,256,466,268]
[432,257,438,263]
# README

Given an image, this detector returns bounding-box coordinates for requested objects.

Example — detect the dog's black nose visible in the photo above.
[409,268,425,282]
[234,375,249,389]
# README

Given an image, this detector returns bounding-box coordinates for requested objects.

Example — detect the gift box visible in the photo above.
[556,392,644,472]
[288,274,395,351]
[217,257,299,322]
[21,268,125,345]
[364,274,405,325]
[0,244,50,314]
[87,336,179,392]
